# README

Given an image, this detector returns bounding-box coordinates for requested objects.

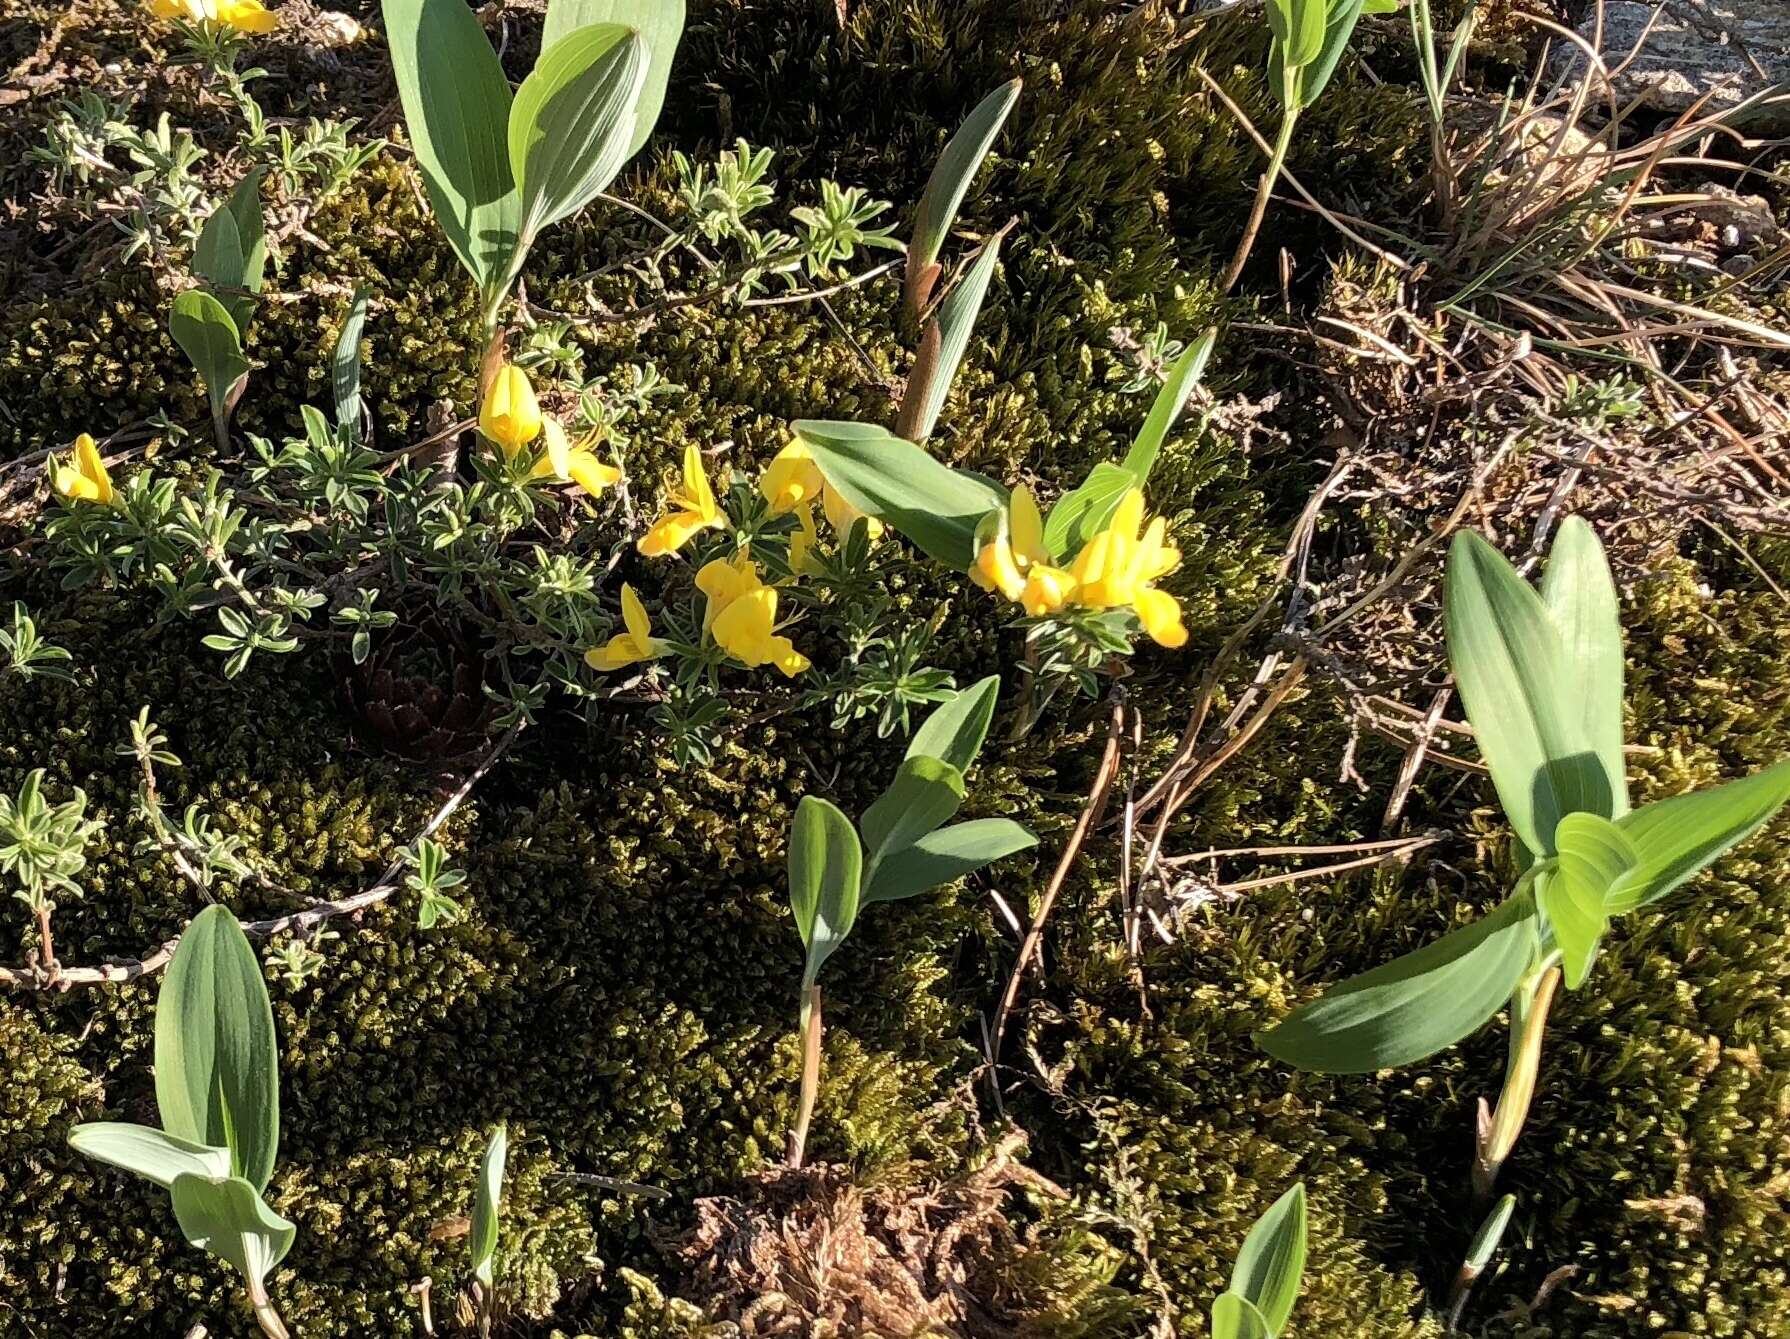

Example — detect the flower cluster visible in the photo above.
[147,0,279,34]
[972,486,1187,648]
[480,363,622,499]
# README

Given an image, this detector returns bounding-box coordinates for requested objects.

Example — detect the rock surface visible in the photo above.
[1554,1,1790,126]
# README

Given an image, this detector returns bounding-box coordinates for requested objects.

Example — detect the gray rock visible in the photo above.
[1552,1,1790,127]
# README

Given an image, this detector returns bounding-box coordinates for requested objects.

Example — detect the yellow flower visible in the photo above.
[711,585,810,677]
[970,484,1051,602]
[760,441,825,514]
[787,503,821,576]
[51,434,115,505]
[695,551,762,632]
[1066,488,1187,647]
[971,535,1026,600]
[480,363,543,458]
[819,481,884,541]
[1017,563,1077,617]
[639,445,724,557]
[1132,587,1188,648]
[147,0,277,33]
[529,420,622,498]
[586,584,669,672]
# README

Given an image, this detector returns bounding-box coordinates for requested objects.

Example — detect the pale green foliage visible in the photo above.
[0,770,102,915]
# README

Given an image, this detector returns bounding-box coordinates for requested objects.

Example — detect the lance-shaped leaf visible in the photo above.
[541,0,684,156]
[1606,758,1790,913]
[1211,1292,1273,1339]
[907,675,1000,775]
[1297,0,1385,109]
[509,24,648,244]
[1266,0,1326,71]
[903,78,1021,321]
[896,232,1003,443]
[793,419,1006,569]
[1465,1194,1517,1273]
[169,1173,295,1299]
[332,286,370,438]
[170,289,251,428]
[155,904,281,1194]
[1257,894,1540,1073]
[383,0,520,295]
[469,1123,506,1290]
[1445,530,1612,857]
[1230,1182,1306,1335]
[194,171,267,333]
[1542,812,1637,988]
[788,795,863,989]
[69,1123,233,1190]
[862,818,1037,904]
[1043,331,1214,559]
[860,756,965,868]
[1540,516,1627,818]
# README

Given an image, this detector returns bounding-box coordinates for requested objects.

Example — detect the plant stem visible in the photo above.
[34,903,56,970]
[249,1282,290,1339]
[1220,108,1299,296]
[787,983,823,1169]
[1473,964,1560,1200]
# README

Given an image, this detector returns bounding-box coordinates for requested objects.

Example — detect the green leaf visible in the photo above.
[793,419,1007,570]
[896,233,1002,443]
[1230,1182,1306,1335]
[1266,0,1327,71]
[1444,530,1614,856]
[860,756,965,865]
[509,24,648,243]
[332,286,369,437]
[787,795,863,985]
[1211,1291,1273,1339]
[541,0,683,157]
[170,290,250,422]
[169,1172,295,1296]
[69,1122,233,1190]
[862,819,1036,903]
[1607,759,1790,913]
[906,675,1000,775]
[382,0,520,295]
[1042,330,1212,558]
[1540,517,1627,818]
[1298,0,1375,108]
[193,171,265,333]
[1543,811,1637,988]
[1466,1194,1517,1272]
[155,905,281,1194]
[469,1123,506,1289]
[1256,894,1540,1073]
[903,78,1021,320]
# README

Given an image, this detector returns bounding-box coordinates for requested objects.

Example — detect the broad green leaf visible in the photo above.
[860,756,966,865]
[906,675,1000,775]
[1211,1291,1272,1339]
[1266,0,1327,71]
[169,1172,295,1295]
[541,0,683,156]
[793,420,1007,570]
[862,819,1036,903]
[1230,1183,1306,1335]
[155,905,280,1194]
[1298,0,1373,109]
[896,233,1002,443]
[1607,759,1790,913]
[170,290,250,420]
[193,172,265,333]
[1256,894,1540,1073]
[1540,517,1627,817]
[1445,530,1613,856]
[788,795,863,985]
[332,286,369,437]
[1544,812,1637,988]
[469,1123,506,1289]
[69,1122,232,1190]
[382,0,519,295]
[903,78,1021,320]
[509,24,647,242]
[1043,331,1213,559]
[1466,1194,1517,1272]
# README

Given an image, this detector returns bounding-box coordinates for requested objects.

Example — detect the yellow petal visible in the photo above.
[697,553,760,631]
[1010,485,1047,567]
[1110,488,1146,541]
[1071,530,1138,608]
[617,583,653,646]
[766,635,811,678]
[760,441,825,515]
[73,433,114,504]
[1018,565,1077,617]
[711,586,779,666]
[1133,587,1188,648]
[480,364,542,457]
[678,445,720,522]
[787,503,820,576]
[638,509,715,557]
[586,635,647,671]
[1134,515,1181,582]
[972,537,1026,600]
[821,484,882,540]
[541,418,572,480]
[219,0,278,31]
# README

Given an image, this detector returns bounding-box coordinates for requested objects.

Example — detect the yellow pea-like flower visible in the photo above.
[971,535,1026,600]
[695,551,763,632]
[585,584,669,672]
[1132,586,1188,648]
[1018,564,1077,617]
[51,433,115,505]
[480,363,543,458]
[760,441,826,515]
[639,445,724,557]
[147,0,279,34]
[529,420,622,498]
[710,585,809,677]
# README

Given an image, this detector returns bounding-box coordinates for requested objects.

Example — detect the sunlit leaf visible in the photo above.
[1607,759,1790,913]
[896,233,1002,443]
[1540,517,1627,818]
[861,818,1037,904]
[1543,811,1636,987]
[541,0,684,157]
[903,78,1021,320]
[69,1123,233,1190]
[1211,1291,1273,1339]
[469,1123,506,1289]
[860,756,965,866]
[906,675,1000,775]
[169,1172,295,1297]
[1230,1182,1306,1335]
[788,794,863,988]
